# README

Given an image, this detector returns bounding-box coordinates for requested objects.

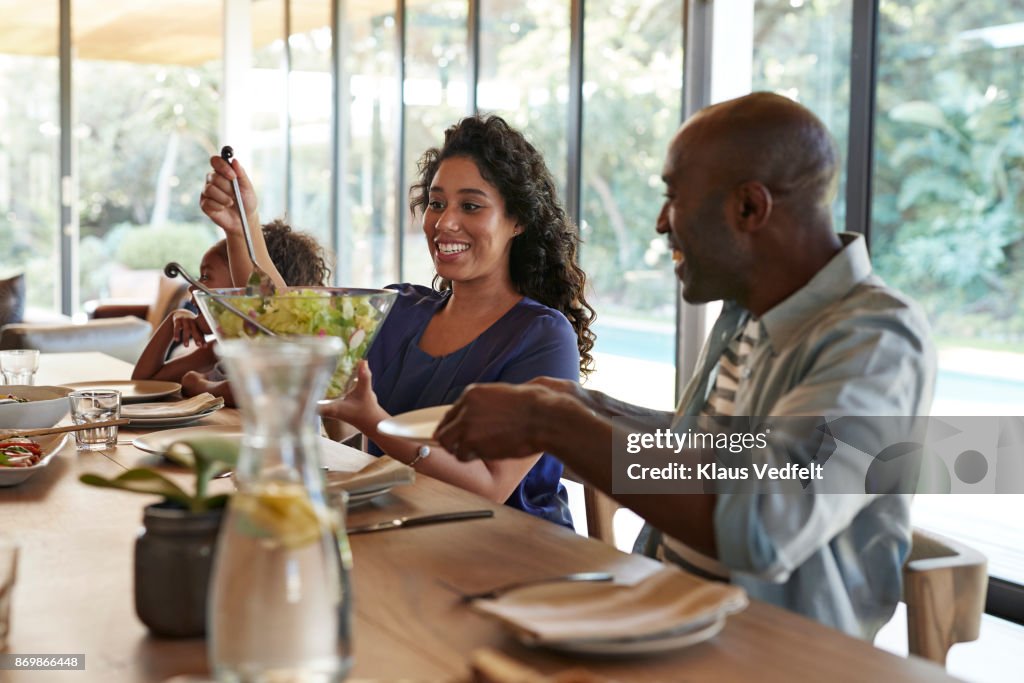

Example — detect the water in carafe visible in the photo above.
[208,337,352,682]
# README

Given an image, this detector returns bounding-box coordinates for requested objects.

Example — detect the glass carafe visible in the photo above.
[209,336,352,682]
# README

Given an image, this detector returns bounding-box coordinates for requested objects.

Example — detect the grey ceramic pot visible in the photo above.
[135,501,224,638]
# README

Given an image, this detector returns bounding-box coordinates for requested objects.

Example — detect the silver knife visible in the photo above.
[347,509,494,535]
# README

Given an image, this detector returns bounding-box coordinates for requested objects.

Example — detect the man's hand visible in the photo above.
[199,156,259,237]
[434,382,561,462]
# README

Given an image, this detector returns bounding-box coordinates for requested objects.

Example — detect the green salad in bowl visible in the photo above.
[194,287,397,398]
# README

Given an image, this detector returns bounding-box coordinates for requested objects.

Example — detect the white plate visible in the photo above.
[377,405,452,446]
[523,617,725,656]
[133,427,377,476]
[471,570,746,656]
[132,425,242,456]
[61,380,181,403]
[345,484,393,508]
[124,408,221,429]
[0,434,70,487]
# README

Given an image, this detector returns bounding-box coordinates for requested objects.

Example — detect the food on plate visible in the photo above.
[1,394,29,404]
[0,439,44,467]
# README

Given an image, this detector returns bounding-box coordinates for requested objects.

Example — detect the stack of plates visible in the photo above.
[121,392,224,428]
[470,567,748,655]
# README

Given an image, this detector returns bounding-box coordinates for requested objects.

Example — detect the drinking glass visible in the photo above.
[0,350,39,385]
[0,537,17,651]
[68,390,121,451]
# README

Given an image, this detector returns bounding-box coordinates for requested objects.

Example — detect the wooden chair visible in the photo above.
[903,528,988,666]
[563,467,621,545]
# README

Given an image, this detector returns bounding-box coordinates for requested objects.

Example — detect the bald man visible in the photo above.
[433,92,936,639]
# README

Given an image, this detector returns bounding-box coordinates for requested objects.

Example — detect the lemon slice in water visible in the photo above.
[231,482,324,549]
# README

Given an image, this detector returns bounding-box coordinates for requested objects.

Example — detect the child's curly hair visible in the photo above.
[262,219,332,287]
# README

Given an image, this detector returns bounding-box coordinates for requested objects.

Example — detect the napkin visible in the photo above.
[471,566,747,644]
[325,455,415,495]
[123,393,224,419]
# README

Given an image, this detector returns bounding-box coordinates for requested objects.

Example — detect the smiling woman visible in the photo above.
[316,114,596,527]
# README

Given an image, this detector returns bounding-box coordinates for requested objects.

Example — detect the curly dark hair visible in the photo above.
[409,115,595,377]
[262,219,332,287]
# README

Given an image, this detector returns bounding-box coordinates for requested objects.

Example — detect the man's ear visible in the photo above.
[731,181,772,232]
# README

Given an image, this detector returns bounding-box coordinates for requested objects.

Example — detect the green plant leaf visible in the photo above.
[167,437,238,503]
[890,101,961,139]
[80,470,192,508]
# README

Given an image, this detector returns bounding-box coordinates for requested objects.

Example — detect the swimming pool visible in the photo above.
[593,321,1023,409]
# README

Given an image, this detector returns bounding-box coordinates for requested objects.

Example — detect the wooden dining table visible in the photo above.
[3,351,959,682]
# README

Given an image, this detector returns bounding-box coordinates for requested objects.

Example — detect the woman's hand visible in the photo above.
[199,156,259,237]
[170,309,210,348]
[318,361,386,434]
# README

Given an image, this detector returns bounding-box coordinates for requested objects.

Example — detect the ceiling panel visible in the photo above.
[0,0,412,65]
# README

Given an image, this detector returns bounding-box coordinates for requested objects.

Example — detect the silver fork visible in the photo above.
[438,571,614,603]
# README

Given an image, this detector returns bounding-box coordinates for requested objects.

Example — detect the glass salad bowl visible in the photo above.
[195,287,397,398]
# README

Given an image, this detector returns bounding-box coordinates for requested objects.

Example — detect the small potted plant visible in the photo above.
[80,438,237,638]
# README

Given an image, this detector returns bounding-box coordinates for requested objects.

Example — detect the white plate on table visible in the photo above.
[0,434,70,487]
[124,407,222,429]
[521,615,725,656]
[132,425,242,456]
[134,425,383,495]
[377,405,452,446]
[61,380,181,404]
[344,484,394,508]
[471,572,745,657]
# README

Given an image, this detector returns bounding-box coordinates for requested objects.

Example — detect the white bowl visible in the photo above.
[0,385,73,430]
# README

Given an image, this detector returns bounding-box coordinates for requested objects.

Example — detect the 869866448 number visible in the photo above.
[0,654,85,670]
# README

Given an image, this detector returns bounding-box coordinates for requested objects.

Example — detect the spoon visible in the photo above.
[219,145,277,295]
[163,262,277,338]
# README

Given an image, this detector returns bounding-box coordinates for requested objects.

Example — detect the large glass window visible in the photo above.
[338,4,399,287]
[74,57,220,307]
[402,0,468,286]
[580,0,682,410]
[0,48,60,314]
[873,2,1024,587]
[249,0,289,223]
[46,2,222,310]
[748,0,852,230]
[285,4,333,251]
[478,0,571,198]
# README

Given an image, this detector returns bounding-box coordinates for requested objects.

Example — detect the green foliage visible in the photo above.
[875,72,1023,338]
[75,62,219,234]
[80,437,236,513]
[113,222,217,271]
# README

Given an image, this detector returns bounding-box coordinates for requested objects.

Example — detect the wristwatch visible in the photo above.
[409,445,431,467]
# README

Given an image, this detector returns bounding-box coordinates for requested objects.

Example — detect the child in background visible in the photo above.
[132,220,331,405]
